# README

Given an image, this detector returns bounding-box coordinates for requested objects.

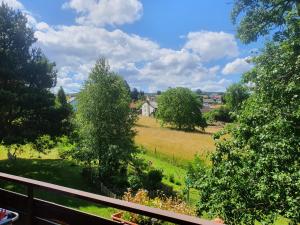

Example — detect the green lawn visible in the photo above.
[140,153,199,205]
[0,146,116,219]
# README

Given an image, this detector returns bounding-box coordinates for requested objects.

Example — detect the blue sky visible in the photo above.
[3,0,261,93]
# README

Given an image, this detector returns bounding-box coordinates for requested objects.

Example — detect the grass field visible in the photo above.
[135,116,221,164]
[140,153,199,205]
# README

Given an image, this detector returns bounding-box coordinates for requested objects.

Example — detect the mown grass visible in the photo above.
[135,116,221,164]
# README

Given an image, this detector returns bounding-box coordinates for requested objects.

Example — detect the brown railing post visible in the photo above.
[27,186,34,225]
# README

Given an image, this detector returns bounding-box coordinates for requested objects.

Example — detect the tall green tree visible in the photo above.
[0,4,61,146]
[190,5,300,225]
[131,88,139,101]
[54,87,73,137]
[156,87,207,131]
[224,83,249,113]
[75,58,137,185]
[232,0,300,43]
[57,86,68,106]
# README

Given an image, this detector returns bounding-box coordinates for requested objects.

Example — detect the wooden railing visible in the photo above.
[0,172,222,225]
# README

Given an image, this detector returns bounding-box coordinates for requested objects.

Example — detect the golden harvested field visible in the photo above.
[134,116,222,162]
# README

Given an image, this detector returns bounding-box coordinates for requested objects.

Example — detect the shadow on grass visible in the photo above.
[0,158,114,215]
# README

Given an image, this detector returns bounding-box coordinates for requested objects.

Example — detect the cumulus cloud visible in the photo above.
[63,0,143,26]
[35,24,232,92]
[0,0,23,9]
[184,31,239,61]
[4,0,238,92]
[222,57,253,75]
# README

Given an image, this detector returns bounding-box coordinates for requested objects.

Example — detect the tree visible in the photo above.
[195,89,202,96]
[232,0,300,43]
[138,90,145,100]
[156,87,207,131]
[224,83,249,113]
[0,4,61,146]
[75,58,137,186]
[156,90,162,95]
[54,87,73,137]
[191,13,300,225]
[131,88,139,101]
[57,86,67,106]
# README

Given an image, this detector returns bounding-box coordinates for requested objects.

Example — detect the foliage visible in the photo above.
[131,88,139,101]
[54,87,74,137]
[32,135,55,156]
[0,4,71,147]
[122,189,195,224]
[191,15,300,225]
[74,58,137,186]
[56,135,76,159]
[195,89,202,96]
[231,0,300,43]
[224,83,249,113]
[156,87,207,131]
[144,169,164,191]
[128,153,164,193]
[204,106,232,123]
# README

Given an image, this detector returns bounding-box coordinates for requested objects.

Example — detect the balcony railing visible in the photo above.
[0,172,222,225]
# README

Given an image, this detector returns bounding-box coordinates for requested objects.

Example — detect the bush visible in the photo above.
[204,106,232,123]
[144,169,164,191]
[32,135,55,156]
[56,135,76,159]
[169,174,175,183]
[128,174,144,191]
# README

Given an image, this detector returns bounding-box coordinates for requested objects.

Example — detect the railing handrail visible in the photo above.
[0,172,221,225]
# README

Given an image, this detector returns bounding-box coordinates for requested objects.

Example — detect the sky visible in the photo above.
[2,0,261,93]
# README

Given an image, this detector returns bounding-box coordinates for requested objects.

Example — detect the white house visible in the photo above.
[142,100,157,117]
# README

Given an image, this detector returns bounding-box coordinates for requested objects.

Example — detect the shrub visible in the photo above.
[128,174,144,191]
[204,106,232,123]
[56,135,76,159]
[144,169,164,191]
[169,174,175,183]
[32,135,55,157]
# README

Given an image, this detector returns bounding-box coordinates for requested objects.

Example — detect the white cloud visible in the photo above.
[34,23,239,92]
[222,57,253,75]
[35,24,231,92]
[6,0,239,93]
[36,22,50,31]
[184,31,239,61]
[0,0,23,9]
[63,0,143,26]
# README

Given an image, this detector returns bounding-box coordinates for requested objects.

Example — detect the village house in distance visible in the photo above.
[140,92,223,117]
[67,92,223,116]
[141,96,158,117]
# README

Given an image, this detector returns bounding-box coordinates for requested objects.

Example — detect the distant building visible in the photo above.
[142,100,157,117]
